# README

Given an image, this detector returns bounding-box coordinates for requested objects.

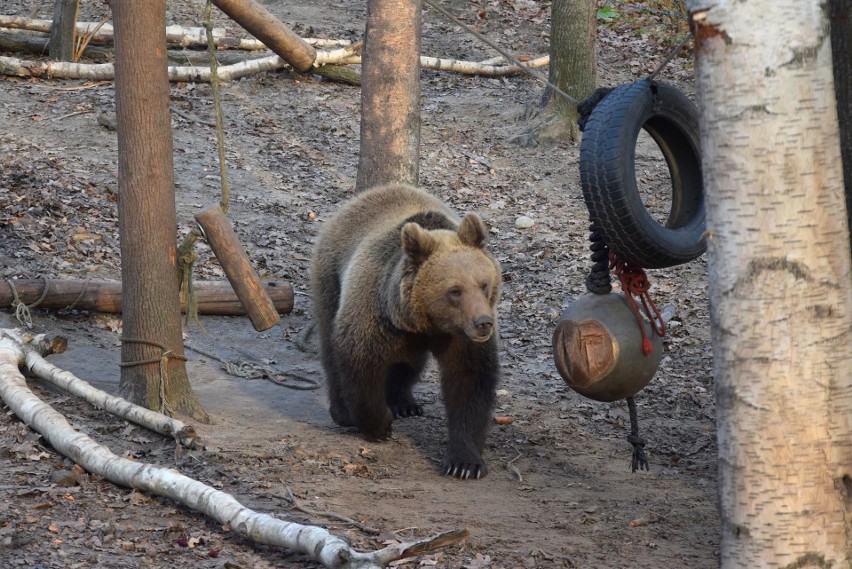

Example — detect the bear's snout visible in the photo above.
[472,315,494,341]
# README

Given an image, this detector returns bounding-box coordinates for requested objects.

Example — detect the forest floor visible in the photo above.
[0,1,717,568]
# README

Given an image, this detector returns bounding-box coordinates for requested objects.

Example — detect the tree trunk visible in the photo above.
[688,1,852,566]
[538,0,596,142]
[109,0,208,422]
[355,0,421,191]
[49,0,76,61]
[831,0,852,258]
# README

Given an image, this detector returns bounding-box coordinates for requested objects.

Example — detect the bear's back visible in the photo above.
[313,184,459,275]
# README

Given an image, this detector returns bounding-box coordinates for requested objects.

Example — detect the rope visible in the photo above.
[626,396,648,472]
[177,235,202,328]
[175,3,233,328]
[203,0,231,215]
[6,276,50,328]
[184,343,321,390]
[609,251,666,355]
[584,224,613,294]
[119,337,188,416]
[59,278,90,312]
[646,33,691,82]
[422,0,580,106]
[424,0,691,112]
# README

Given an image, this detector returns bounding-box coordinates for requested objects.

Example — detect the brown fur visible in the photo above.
[310,183,501,479]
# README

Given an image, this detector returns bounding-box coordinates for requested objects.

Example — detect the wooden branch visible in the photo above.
[420,54,550,76]
[195,205,280,331]
[0,279,293,316]
[0,17,353,51]
[210,0,316,71]
[2,329,201,448]
[0,331,469,569]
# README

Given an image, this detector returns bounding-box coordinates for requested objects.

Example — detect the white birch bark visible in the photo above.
[0,331,467,569]
[0,51,545,82]
[687,1,852,566]
[2,329,200,448]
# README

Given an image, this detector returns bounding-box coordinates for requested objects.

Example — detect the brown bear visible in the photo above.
[310,183,501,479]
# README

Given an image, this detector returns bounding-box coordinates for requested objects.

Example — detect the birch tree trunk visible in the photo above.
[355,0,421,190]
[830,0,852,256]
[688,1,852,566]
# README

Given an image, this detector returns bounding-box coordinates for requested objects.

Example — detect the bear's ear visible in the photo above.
[458,213,488,248]
[401,222,438,265]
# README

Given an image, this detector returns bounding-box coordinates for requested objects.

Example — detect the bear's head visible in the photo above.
[400,213,501,342]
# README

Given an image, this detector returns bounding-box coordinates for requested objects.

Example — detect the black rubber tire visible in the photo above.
[579,79,706,269]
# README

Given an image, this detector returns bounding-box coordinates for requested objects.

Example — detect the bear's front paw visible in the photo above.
[359,415,393,441]
[442,459,487,480]
[391,403,423,419]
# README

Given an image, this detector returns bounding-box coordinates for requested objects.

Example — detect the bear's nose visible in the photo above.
[473,316,494,335]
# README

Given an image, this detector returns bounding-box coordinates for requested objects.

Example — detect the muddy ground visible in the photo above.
[0,1,717,567]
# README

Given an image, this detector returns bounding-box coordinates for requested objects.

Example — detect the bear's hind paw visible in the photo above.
[442,461,486,480]
[391,403,423,419]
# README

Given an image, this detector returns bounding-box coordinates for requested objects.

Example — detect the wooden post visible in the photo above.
[195,204,280,331]
[211,0,316,72]
[49,0,77,61]
[0,279,293,316]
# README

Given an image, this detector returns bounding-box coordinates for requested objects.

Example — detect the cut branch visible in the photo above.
[210,0,317,71]
[0,331,469,569]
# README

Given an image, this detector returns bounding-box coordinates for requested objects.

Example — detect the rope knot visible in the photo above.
[609,252,666,355]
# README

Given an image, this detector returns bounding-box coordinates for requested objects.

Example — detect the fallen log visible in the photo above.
[0,279,293,316]
[0,330,469,569]
[0,17,353,51]
[0,51,547,82]
[0,30,112,62]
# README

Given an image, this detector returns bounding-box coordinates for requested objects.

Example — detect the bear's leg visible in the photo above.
[385,355,427,418]
[434,336,499,480]
[316,318,354,427]
[336,348,394,441]
[345,372,394,441]
[312,265,354,427]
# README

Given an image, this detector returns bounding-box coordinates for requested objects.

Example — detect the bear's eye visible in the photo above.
[481,283,490,295]
[447,287,462,299]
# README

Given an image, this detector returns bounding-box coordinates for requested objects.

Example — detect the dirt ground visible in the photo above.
[0,1,718,567]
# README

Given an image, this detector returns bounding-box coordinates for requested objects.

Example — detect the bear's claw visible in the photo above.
[391,404,423,419]
[442,463,484,480]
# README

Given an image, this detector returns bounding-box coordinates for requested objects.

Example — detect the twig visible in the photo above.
[285,486,382,535]
[507,448,523,482]
[171,106,217,128]
[49,109,93,122]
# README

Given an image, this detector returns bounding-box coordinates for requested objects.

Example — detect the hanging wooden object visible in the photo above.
[194,204,282,331]
[211,0,317,72]
[0,279,293,316]
[552,293,663,402]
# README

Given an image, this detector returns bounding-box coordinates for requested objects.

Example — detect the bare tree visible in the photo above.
[110,0,208,422]
[540,0,596,140]
[689,0,852,564]
[49,0,76,61]
[355,0,422,191]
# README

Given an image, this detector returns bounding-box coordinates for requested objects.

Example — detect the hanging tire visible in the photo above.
[579,79,706,269]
